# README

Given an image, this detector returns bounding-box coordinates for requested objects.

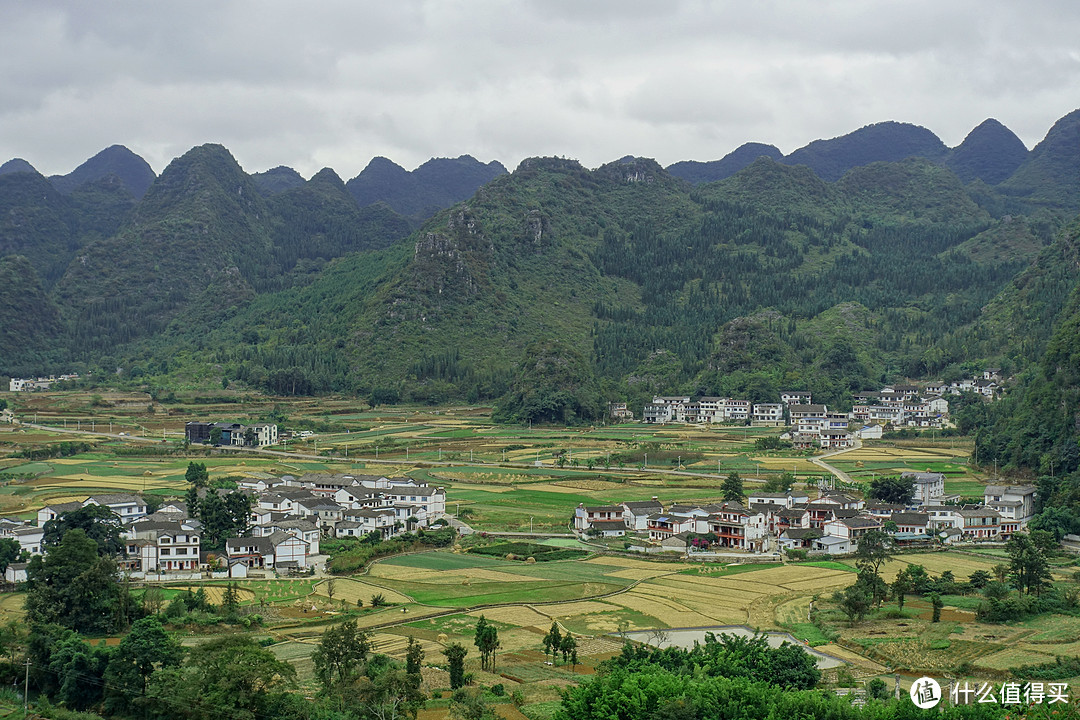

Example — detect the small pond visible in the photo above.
[620,626,846,669]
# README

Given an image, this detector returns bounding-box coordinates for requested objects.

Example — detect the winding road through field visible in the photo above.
[809,438,862,485]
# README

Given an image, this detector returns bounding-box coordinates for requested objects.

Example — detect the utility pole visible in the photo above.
[23,657,30,714]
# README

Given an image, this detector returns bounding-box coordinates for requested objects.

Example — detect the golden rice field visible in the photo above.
[170,585,256,605]
[466,605,551,627]
[313,578,412,605]
[880,552,1001,582]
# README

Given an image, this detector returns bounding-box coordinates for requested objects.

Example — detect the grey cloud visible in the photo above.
[0,1,1076,176]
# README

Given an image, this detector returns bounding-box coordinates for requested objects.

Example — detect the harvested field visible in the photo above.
[169,585,256,605]
[975,647,1058,671]
[608,591,714,627]
[605,568,678,580]
[538,601,619,619]
[551,479,625,492]
[881,553,1000,581]
[466,606,551,627]
[314,579,411,605]
[582,556,684,572]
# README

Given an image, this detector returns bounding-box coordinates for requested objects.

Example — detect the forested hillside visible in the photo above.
[0,110,1077,413]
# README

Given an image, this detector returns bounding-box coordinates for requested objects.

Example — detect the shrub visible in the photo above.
[491,683,505,696]
[867,677,890,700]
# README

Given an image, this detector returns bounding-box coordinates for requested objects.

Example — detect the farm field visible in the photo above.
[0,390,996,536]
[5,391,1041,713]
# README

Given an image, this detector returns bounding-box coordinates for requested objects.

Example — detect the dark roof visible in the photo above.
[591,521,628,532]
[837,517,882,529]
[622,501,662,511]
[783,528,823,539]
[890,513,929,525]
[227,536,273,554]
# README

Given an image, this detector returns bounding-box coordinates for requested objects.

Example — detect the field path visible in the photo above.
[810,439,862,484]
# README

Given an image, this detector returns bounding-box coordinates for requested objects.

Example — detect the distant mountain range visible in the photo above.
[0,109,1077,419]
[665,112,1079,193]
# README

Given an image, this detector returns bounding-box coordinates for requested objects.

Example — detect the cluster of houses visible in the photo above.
[185,421,280,448]
[7,374,80,392]
[634,374,1004,450]
[5,474,447,581]
[572,473,1037,557]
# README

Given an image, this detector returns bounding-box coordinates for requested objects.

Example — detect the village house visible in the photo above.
[13,527,43,556]
[184,421,279,447]
[124,519,201,572]
[338,508,398,538]
[252,518,320,554]
[903,472,945,505]
[4,563,28,583]
[822,516,883,541]
[620,499,663,531]
[983,484,1036,526]
[226,531,309,570]
[780,391,812,405]
[573,504,622,531]
[752,403,784,425]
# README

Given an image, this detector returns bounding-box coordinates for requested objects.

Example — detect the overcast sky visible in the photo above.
[2,1,1078,179]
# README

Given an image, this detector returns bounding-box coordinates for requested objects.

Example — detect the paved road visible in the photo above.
[810,438,863,484]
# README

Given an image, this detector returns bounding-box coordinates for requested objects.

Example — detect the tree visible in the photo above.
[1006,531,1053,596]
[867,475,914,505]
[325,577,336,603]
[929,592,943,623]
[312,619,372,692]
[891,573,910,610]
[405,635,424,679]
[222,583,240,616]
[968,570,991,589]
[47,630,110,711]
[854,530,892,578]
[443,643,468,690]
[867,677,889,700]
[42,503,125,557]
[104,616,183,714]
[142,585,166,615]
[474,615,500,672]
[722,471,744,502]
[543,622,562,663]
[145,635,296,720]
[559,634,577,664]
[26,529,125,634]
[356,667,426,720]
[449,687,495,720]
[763,472,794,493]
[0,538,19,574]
[185,461,209,487]
[838,583,871,625]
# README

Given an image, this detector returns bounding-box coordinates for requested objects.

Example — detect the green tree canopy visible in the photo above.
[42,502,125,557]
[722,471,744,502]
[26,529,125,634]
[312,618,372,693]
[867,475,914,505]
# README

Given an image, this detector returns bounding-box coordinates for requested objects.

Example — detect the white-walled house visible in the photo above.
[13,526,43,556]
[125,520,201,572]
[903,472,945,505]
[983,485,1036,525]
[226,531,309,570]
[4,563,27,583]
[574,505,623,531]
[621,499,663,530]
[253,518,320,555]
